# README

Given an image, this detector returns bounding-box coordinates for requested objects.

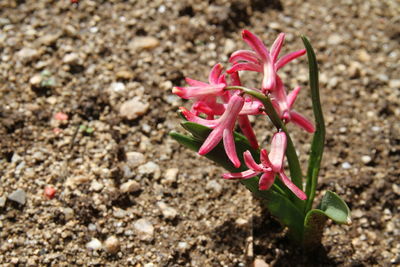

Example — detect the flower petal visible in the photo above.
[270,33,285,62]
[243,151,263,171]
[268,132,287,172]
[179,107,219,128]
[242,30,269,61]
[278,171,307,200]
[238,115,259,149]
[290,110,315,133]
[260,149,272,167]
[275,49,306,70]
[185,78,209,87]
[198,127,224,155]
[262,59,276,92]
[229,50,260,64]
[172,84,225,99]
[287,86,301,109]
[222,169,260,180]
[259,171,275,191]
[223,128,241,168]
[227,62,262,73]
[208,63,224,84]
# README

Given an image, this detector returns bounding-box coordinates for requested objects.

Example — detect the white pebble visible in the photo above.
[86,238,102,251]
[133,218,154,241]
[138,162,160,179]
[157,201,177,219]
[126,151,145,168]
[341,162,351,169]
[119,97,149,120]
[361,155,372,164]
[110,82,125,92]
[120,180,140,193]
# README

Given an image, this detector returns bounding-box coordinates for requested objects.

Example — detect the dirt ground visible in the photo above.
[0,0,399,266]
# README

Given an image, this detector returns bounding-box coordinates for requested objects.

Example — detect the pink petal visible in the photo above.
[172,84,225,99]
[275,49,306,70]
[278,171,307,200]
[270,33,285,62]
[227,62,262,73]
[229,71,242,86]
[222,169,260,180]
[208,63,224,84]
[260,149,273,167]
[238,115,259,149]
[243,151,263,172]
[289,111,315,133]
[229,50,260,64]
[223,128,241,168]
[185,78,208,87]
[268,132,287,172]
[287,86,301,109]
[198,127,224,155]
[179,107,219,128]
[192,101,225,116]
[261,58,276,92]
[242,30,269,61]
[259,171,275,191]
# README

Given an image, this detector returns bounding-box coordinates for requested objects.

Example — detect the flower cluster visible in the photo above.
[172,30,314,199]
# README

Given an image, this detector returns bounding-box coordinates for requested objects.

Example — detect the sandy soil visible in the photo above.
[0,0,399,266]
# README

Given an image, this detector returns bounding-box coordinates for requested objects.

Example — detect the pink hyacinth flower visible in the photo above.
[172,63,227,100]
[228,30,306,92]
[180,93,245,168]
[222,132,307,200]
[271,76,315,133]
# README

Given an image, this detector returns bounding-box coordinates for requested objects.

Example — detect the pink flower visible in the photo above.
[180,93,245,168]
[271,77,315,133]
[222,132,307,200]
[228,30,305,92]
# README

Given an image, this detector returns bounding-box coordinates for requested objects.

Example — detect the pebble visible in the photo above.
[116,70,134,80]
[113,208,127,219]
[357,49,371,62]
[161,168,178,185]
[119,97,150,120]
[126,151,145,168]
[29,74,42,87]
[8,189,26,205]
[104,236,120,254]
[327,34,343,45]
[38,33,60,46]
[63,208,74,221]
[65,175,91,188]
[157,201,177,219]
[341,162,351,169]
[133,218,154,241]
[392,184,400,196]
[361,155,372,164]
[254,258,269,267]
[138,162,161,179]
[86,238,102,251]
[120,180,140,193]
[62,53,79,65]
[389,79,400,88]
[0,196,6,208]
[206,180,222,195]
[129,36,159,51]
[110,82,125,92]
[16,48,40,63]
[90,180,104,192]
[88,223,97,231]
[177,241,189,252]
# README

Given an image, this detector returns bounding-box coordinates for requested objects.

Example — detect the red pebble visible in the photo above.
[44,186,56,199]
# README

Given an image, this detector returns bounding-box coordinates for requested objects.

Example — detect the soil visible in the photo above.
[0,0,399,266]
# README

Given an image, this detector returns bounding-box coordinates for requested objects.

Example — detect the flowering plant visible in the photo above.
[170,30,350,247]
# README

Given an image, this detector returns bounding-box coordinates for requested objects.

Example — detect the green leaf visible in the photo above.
[303,190,351,247]
[301,36,326,213]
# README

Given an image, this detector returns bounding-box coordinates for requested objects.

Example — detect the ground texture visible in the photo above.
[0,0,399,266]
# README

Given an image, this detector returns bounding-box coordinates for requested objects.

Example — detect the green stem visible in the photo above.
[301,36,326,213]
[226,86,304,208]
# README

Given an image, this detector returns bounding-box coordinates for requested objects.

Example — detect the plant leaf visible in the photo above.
[318,190,351,224]
[301,36,326,213]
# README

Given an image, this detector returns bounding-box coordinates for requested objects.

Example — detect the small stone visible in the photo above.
[104,236,120,254]
[0,196,6,208]
[90,180,104,192]
[161,168,178,185]
[116,70,134,80]
[269,22,281,30]
[38,33,60,46]
[389,79,400,89]
[177,241,189,252]
[126,151,145,168]
[110,82,125,92]
[86,238,102,251]
[16,48,40,63]
[62,53,79,64]
[8,189,26,205]
[235,218,248,226]
[63,207,74,221]
[65,175,91,188]
[113,208,127,218]
[143,264,155,267]
[348,61,362,78]
[88,223,97,231]
[254,258,269,267]
[361,155,372,164]
[157,201,177,219]
[327,34,343,45]
[341,162,351,169]
[357,49,371,62]
[119,97,150,120]
[133,218,154,241]
[224,39,236,54]
[29,74,42,87]
[352,209,364,218]
[44,186,56,199]
[392,184,400,196]
[138,162,160,179]
[120,180,140,193]
[129,37,159,51]
[206,180,222,194]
